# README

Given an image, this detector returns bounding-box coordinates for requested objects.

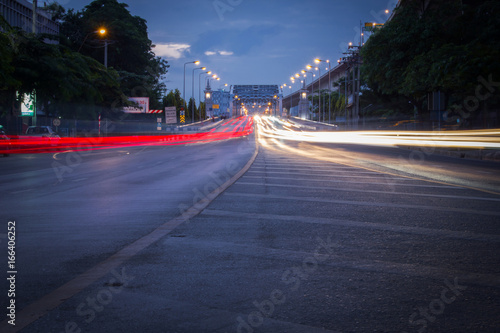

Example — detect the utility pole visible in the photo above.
[32,0,37,33]
[32,0,37,126]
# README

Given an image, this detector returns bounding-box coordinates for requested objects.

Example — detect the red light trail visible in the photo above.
[0,116,253,155]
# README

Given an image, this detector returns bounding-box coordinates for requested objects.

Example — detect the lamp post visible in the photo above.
[205,75,219,119]
[184,60,200,114]
[78,28,108,67]
[199,71,211,120]
[302,69,316,90]
[306,65,319,120]
[78,28,105,52]
[314,59,326,122]
[100,29,108,68]
[211,77,220,117]
[206,74,217,87]
[192,67,206,123]
[316,59,331,123]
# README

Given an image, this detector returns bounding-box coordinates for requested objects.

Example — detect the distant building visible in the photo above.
[1,0,59,35]
[232,85,281,117]
[211,90,232,118]
[204,81,232,119]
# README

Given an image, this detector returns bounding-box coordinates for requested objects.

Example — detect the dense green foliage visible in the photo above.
[0,0,170,123]
[61,0,169,106]
[361,0,500,124]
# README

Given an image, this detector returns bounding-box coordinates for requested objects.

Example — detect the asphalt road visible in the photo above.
[1,117,499,332]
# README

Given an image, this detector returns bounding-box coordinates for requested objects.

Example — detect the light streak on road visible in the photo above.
[256,116,500,149]
[0,116,253,155]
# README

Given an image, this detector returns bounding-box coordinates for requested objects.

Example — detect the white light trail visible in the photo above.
[255,116,500,149]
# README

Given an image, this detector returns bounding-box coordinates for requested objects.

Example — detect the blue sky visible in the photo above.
[60,0,398,101]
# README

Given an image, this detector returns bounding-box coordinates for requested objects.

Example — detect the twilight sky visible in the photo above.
[60,0,398,101]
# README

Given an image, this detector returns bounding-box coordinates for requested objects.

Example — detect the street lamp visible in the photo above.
[199,71,211,120]
[314,59,327,122]
[97,28,108,68]
[192,66,206,123]
[306,65,319,120]
[184,60,200,113]
[78,28,108,67]
[316,58,331,123]
[206,74,217,87]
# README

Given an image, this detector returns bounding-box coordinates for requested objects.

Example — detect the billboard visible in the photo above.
[123,97,149,113]
[21,92,36,116]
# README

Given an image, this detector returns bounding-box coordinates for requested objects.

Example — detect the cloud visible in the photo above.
[205,50,234,56]
[191,25,282,56]
[153,43,191,59]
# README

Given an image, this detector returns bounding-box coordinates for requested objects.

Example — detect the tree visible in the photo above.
[0,14,125,122]
[0,18,20,118]
[361,0,500,124]
[60,0,169,103]
[187,97,197,122]
[199,102,206,120]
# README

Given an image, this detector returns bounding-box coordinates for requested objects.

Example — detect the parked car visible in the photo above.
[25,126,60,138]
[0,126,10,156]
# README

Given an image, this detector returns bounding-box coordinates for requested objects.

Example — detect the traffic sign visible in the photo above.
[165,106,177,124]
[180,115,185,123]
[53,118,61,127]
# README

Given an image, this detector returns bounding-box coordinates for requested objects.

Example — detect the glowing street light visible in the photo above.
[184,60,200,112]
[98,28,109,68]
[199,70,212,120]
[192,66,206,123]
[315,58,331,123]
[78,28,108,67]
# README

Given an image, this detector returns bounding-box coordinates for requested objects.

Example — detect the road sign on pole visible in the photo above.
[165,106,177,124]
[180,107,185,123]
[157,117,162,131]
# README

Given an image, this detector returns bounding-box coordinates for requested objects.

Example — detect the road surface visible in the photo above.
[0,116,499,332]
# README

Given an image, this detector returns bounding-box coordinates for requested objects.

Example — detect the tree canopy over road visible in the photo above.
[361,0,500,125]
[0,0,169,121]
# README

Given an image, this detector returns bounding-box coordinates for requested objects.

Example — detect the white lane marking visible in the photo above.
[246,170,408,180]
[224,192,500,217]
[11,189,33,194]
[202,209,500,243]
[241,175,462,189]
[173,230,500,287]
[72,177,88,182]
[235,182,500,202]
[250,166,379,174]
